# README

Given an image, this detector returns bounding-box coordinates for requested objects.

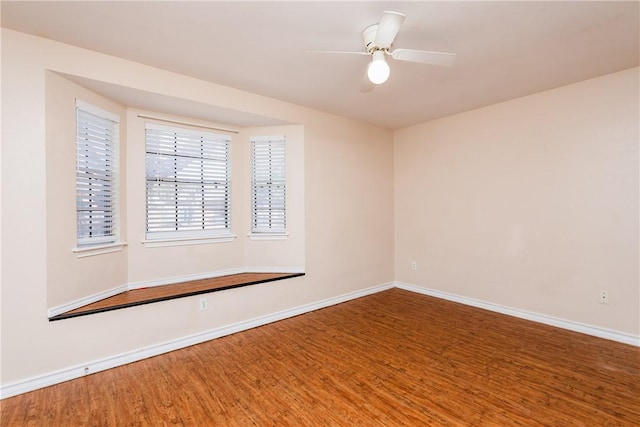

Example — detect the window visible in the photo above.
[251,135,286,234]
[145,123,231,240]
[76,100,119,246]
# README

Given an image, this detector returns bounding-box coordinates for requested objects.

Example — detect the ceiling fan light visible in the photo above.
[367,51,390,84]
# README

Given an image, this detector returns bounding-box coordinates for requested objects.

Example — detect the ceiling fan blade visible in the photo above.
[305,50,369,56]
[374,11,406,48]
[391,48,456,66]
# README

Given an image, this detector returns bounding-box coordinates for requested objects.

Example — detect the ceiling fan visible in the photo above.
[309,11,456,92]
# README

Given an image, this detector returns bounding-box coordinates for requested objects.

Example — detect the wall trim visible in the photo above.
[18,280,638,400]
[3,281,393,399]
[395,281,640,347]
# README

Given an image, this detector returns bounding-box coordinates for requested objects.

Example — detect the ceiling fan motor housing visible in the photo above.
[362,24,379,53]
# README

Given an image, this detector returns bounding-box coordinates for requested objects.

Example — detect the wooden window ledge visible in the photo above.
[49,272,305,321]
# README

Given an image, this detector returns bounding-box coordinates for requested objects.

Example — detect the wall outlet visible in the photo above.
[199,297,208,311]
[599,291,609,305]
[411,261,417,271]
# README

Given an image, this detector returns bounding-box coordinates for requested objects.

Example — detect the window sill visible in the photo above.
[72,242,128,258]
[142,234,237,248]
[247,233,289,241]
[49,272,305,321]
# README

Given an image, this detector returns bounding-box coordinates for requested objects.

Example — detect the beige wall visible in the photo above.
[242,125,305,271]
[1,29,394,385]
[3,25,636,394]
[126,118,306,284]
[44,73,306,306]
[45,72,129,308]
[125,109,246,285]
[394,67,639,335]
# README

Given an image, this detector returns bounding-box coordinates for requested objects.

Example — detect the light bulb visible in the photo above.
[367,51,390,85]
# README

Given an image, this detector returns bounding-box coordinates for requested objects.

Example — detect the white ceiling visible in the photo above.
[2,1,638,130]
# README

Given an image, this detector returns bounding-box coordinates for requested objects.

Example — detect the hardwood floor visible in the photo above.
[3,289,639,425]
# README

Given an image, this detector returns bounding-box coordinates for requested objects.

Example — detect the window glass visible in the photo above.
[76,101,119,246]
[251,136,286,234]
[145,123,231,239]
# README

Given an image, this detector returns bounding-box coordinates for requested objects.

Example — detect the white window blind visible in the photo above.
[251,136,286,233]
[76,100,119,246]
[145,123,231,239]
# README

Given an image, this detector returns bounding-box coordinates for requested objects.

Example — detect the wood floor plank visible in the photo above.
[3,288,639,425]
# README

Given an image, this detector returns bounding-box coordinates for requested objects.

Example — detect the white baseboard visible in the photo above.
[17,279,637,400]
[395,281,640,347]
[2,281,392,399]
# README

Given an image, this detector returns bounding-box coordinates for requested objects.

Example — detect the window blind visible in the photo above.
[145,123,231,239]
[76,101,119,246]
[251,136,286,233]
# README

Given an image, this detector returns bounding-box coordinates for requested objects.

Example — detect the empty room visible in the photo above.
[1,1,638,425]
